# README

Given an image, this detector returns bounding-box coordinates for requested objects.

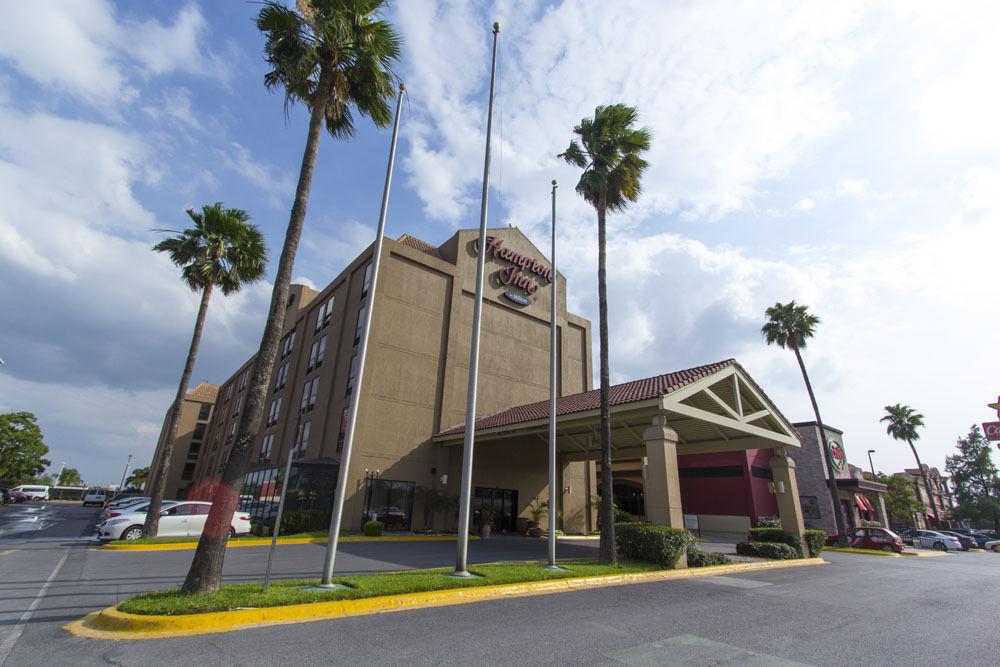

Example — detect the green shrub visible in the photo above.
[736,541,798,560]
[755,515,782,528]
[363,520,384,537]
[686,543,731,567]
[279,509,327,535]
[747,527,802,555]
[615,522,690,568]
[613,508,632,524]
[803,530,827,557]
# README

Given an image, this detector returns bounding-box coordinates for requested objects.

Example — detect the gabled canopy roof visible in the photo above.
[434,359,800,460]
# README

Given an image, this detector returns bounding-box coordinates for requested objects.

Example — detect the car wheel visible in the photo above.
[934,541,947,551]
[881,545,894,552]
[229,527,236,538]
[121,526,144,541]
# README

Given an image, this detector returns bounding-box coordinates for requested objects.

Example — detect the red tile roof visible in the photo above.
[436,359,737,437]
[396,234,440,257]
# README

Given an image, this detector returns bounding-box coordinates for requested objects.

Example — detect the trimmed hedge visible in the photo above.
[615,522,690,568]
[804,529,827,556]
[280,509,327,535]
[736,541,798,560]
[686,543,731,567]
[363,520,384,537]
[747,527,802,556]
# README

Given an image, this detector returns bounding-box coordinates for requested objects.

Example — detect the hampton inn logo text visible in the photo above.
[475,236,552,305]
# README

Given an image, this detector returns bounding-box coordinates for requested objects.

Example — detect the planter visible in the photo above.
[515,517,530,536]
[481,524,492,539]
[527,527,542,538]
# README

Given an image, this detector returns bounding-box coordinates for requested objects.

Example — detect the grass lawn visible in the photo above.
[118,560,660,615]
[119,530,370,545]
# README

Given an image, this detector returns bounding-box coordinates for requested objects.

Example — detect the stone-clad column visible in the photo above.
[770,447,806,550]
[643,415,684,529]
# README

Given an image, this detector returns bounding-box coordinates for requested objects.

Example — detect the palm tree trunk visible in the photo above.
[145,284,213,537]
[907,440,937,527]
[793,347,849,544]
[180,67,335,595]
[596,191,616,565]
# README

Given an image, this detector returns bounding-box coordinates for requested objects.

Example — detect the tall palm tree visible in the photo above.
[881,404,936,526]
[761,301,848,544]
[145,204,266,537]
[180,0,401,595]
[560,104,650,565]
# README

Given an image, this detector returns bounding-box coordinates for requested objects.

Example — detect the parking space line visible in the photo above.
[0,552,68,664]
[0,550,15,556]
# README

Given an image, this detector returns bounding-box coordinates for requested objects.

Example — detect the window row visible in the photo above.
[281,330,297,359]
[315,295,335,333]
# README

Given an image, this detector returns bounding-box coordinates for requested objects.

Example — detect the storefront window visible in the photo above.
[363,479,415,531]
[612,481,645,518]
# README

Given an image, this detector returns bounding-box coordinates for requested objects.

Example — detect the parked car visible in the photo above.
[847,526,905,553]
[82,487,108,507]
[104,495,150,512]
[985,538,1000,553]
[968,531,999,548]
[4,489,28,503]
[104,492,146,508]
[11,485,49,501]
[98,501,251,541]
[899,529,918,545]
[913,530,963,551]
[939,530,977,550]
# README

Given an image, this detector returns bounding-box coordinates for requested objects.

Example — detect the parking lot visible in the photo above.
[1,503,998,665]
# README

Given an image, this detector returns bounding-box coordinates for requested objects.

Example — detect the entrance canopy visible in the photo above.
[434,359,800,460]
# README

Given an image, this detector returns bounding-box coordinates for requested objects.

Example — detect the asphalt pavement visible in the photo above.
[1,503,998,666]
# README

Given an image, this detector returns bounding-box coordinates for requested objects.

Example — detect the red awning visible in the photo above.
[853,494,867,511]
[861,495,876,513]
[926,510,936,520]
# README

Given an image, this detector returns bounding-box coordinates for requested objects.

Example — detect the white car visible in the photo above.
[11,485,49,501]
[95,500,177,534]
[82,487,107,507]
[985,539,1000,552]
[914,530,963,551]
[99,501,251,541]
[98,496,151,521]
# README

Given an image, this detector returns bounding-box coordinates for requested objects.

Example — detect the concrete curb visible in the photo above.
[824,547,901,557]
[100,535,478,552]
[64,558,826,640]
[899,549,948,557]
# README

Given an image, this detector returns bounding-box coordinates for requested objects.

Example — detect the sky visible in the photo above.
[1,0,998,485]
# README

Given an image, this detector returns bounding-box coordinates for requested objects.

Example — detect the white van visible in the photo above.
[82,487,108,507]
[12,485,49,501]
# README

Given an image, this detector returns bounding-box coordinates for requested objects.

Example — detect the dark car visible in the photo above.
[939,531,976,550]
[3,489,28,503]
[848,527,906,553]
[899,528,919,545]
[969,531,999,548]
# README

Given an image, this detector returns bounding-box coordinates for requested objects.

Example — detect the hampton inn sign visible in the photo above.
[476,236,553,305]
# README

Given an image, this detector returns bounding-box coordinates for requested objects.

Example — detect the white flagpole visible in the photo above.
[319,83,406,587]
[547,179,559,569]
[454,22,500,577]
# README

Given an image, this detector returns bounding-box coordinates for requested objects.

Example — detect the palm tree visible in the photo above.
[126,466,151,491]
[145,204,266,537]
[180,0,401,595]
[560,104,650,565]
[881,404,936,527]
[761,301,848,544]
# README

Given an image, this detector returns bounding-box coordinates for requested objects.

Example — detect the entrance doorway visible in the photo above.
[473,487,518,533]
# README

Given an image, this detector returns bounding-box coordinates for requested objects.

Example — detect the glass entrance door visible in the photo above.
[473,487,519,533]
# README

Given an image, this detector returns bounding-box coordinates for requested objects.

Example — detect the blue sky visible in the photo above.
[1,1,999,485]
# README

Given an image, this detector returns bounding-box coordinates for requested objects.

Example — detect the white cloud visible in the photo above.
[125,5,231,81]
[298,219,376,284]
[793,198,816,211]
[216,142,295,210]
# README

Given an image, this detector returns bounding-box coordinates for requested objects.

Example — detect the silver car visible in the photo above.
[914,530,962,551]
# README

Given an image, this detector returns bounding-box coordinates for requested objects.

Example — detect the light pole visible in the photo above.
[867,449,876,479]
[263,407,305,593]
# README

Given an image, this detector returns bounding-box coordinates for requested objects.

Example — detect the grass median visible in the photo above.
[118,560,659,616]
[121,530,334,545]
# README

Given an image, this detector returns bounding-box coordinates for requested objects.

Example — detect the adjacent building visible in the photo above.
[147,382,218,498]
[890,465,955,529]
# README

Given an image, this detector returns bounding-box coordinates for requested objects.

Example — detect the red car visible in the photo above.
[848,526,905,552]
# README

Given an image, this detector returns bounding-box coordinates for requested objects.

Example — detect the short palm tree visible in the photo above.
[560,104,650,565]
[761,301,848,543]
[181,0,401,595]
[145,204,266,537]
[881,404,936,526]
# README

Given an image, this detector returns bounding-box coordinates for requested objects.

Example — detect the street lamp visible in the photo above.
[867,449,876,479]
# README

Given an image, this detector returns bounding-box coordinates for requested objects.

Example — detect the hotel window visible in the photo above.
[280,330,296,359]
[345,353,359,397]
[294,421,311,459]
[224,384,233,402]
[300,377,319,412]
[181,462,196,481]
[259,434,274,462]
[354,303,367,344]
[337,407,349,451]
[238,369,249,391]
[275,362,289,392]
[267,397,282,426]
[192,423,207,442]
[234,395,244,415]
[308,336,327,371]
[361,262,374,298]
[227,421,237,441]
[315,295,335,332]
[197,404,212,421]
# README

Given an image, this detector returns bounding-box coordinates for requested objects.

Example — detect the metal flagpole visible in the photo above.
[454,22,500,577]
[546,180,559,569]
[319,83,406,587]
[263,408,303,592]
[118,454,132,492]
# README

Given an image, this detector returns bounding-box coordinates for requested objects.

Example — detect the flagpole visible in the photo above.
[546,179,560,569]
[319,83,406,587]
[454,21,500,577]
[263,407,303,592]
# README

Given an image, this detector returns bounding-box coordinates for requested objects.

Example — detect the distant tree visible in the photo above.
[946,425,1000,531]
[881,404,937,525]
[125,466,151,491]
[30,474,57,487]
[878,473,923,524]
[58,467,83,487]
[0,412,51,485]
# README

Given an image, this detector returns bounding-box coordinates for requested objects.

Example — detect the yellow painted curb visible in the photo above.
[65,558,826,640]
[824,547,901,557]
[899,549,948,557]
[100,535,478,552]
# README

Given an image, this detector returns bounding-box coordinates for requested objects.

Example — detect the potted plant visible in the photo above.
[480,506,495,539]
